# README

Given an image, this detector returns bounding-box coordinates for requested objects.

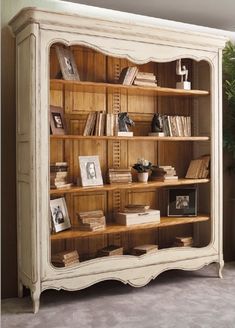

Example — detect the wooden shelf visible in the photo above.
[51,215,210,240]
[50,135,210,141]
[50,79,209,97]
[50,178,210,195]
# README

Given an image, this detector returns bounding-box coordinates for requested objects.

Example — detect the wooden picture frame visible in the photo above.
[167,187,197,216]
[50,106,66,135]
[55,45,80,81]
[79,155,103,187]
[50,197,71,233]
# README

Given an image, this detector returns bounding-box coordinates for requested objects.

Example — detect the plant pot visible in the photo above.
[137,172,149,183]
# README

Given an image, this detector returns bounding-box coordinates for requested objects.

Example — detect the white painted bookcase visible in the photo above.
[9,6,226,313]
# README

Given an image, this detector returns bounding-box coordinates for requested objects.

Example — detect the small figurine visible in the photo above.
[149,113,164,136]
[176,59,191,90]
[118,112,135,132]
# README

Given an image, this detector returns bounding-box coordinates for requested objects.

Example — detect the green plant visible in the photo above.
[223,41,235,171]
[132,158,152,173]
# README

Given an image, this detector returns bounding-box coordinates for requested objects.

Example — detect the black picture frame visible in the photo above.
[167,187,197,216]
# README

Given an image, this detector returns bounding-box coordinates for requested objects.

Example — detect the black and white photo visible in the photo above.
[79,156,103,187]
[168,187,197,216]
[50,106,66,135]
[50,197,71,233]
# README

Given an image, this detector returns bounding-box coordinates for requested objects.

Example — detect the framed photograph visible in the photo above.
[50,197,71,233]
[79,155,103,187]
[55,46,80,81]
[167,187,197,216]
[50,106,66,135]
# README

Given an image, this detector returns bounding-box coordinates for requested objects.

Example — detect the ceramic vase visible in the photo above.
[137,172,148,183]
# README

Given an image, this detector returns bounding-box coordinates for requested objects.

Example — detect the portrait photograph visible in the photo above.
[50,197,71,233]
[79,156,103,187]
[50,106,66,135]
[55,45,80,81]
[167,187,197,216]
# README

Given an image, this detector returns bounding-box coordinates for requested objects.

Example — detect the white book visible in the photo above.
[115,209,160,226]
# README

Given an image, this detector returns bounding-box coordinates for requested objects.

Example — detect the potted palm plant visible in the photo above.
[132,158,152,182]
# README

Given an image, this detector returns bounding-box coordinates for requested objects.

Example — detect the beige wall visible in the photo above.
[1,0,235,299]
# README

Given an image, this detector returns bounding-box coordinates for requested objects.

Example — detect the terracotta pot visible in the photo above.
[137,172,148,183]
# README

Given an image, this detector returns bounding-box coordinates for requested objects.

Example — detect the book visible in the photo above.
[118,66,138,85]
[115,209,160,226]
[116,131,133,137]
[164,176,178,180]
[136,72,156,80]
[51,250,79,261]
[123,204,150,213]
[78,210,104,218]
[131,244,158,255]
[97,245,123,256]
[185,155,210,179]
[174,236,193,247]
[133,80,157,87]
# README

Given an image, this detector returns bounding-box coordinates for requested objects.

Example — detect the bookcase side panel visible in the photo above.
[16,25,40,291]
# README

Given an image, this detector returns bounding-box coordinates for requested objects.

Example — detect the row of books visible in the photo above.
[156,114,191,137]
[50,162,72,189]
[52,243,159,266]
[108,168,132,184]
[83,111,119,136]
[185,155,210,179]
[76,210,106,231]
[118,66,157,87]
[98,243,158,257]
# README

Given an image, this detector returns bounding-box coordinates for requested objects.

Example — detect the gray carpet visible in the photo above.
[1,262,235,328]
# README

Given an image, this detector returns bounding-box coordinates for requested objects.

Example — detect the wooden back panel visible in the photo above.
[49,44,211,260]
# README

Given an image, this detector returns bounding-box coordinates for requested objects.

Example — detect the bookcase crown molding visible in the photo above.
[9,7,227,51]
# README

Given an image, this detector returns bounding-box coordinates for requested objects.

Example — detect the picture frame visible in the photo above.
[50,197,71,233]
[167,187,197,216]
[79,155,103,187]
[50,106,66,135]
[55,46,80,81]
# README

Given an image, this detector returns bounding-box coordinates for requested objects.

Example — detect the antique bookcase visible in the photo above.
[9,7,226,313]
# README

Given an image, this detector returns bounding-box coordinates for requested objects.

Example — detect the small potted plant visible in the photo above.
[132,158,152,182]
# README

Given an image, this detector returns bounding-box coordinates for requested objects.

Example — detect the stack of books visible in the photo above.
[118,66,138,85]
[83,112,119,136]
[185,155,210,179]
[76,210,106,231]
[51,250,79,267]
[108,168,132,184]
[115,209,160,226]
[160,165,178,181]
[97,245,123,257]
[174,236,193,247]
[50,162,72,189]
[131,244,158,256]
[123,204,150,213]
[133,72,157,87]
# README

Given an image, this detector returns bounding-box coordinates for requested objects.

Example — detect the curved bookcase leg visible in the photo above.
[218,260,224,279]
[18,280,24,298]
[31,288,40,314]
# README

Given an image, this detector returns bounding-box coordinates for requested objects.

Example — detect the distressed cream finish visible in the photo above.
[9,7,226,313]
